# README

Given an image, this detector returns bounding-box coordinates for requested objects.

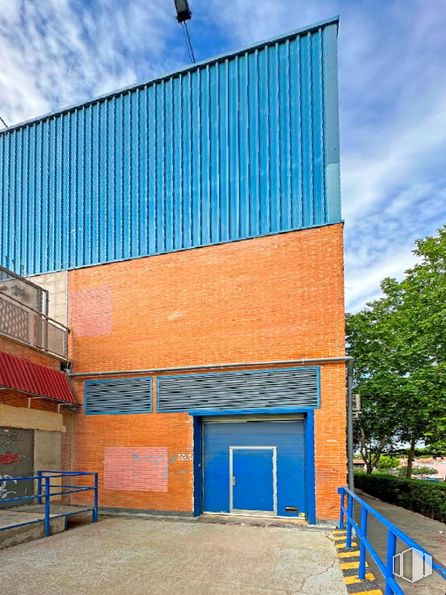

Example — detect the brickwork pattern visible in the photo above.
[0,335,62,370]
[68,225,346,520]
[69,286,112,337]
[104,447,168,492]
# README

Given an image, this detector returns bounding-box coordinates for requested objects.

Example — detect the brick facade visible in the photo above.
[0,335,62,371]
[68,224,346,521]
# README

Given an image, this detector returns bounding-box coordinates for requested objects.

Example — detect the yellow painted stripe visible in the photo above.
[340,561,360,570]
[338,550,360,558]
[333,530,346,535]
[353,590,382,595]
[336,542,357,548]
[334,535,348,541]
[343,573,375,585]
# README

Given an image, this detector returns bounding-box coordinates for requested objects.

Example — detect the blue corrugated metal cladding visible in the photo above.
[0,18,341,276]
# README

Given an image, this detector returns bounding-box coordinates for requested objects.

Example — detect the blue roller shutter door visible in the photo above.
[203,420,306,517]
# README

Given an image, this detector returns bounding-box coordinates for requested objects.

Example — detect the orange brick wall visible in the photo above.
[315,362,347,519]
[68,224,346,520]
[71,379,193,512]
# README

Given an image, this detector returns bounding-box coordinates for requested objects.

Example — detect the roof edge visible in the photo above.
[0,16,339,136]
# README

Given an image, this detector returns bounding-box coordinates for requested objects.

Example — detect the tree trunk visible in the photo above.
[359,428,373,474]
[406,436,417,478]
[359,428,387,474]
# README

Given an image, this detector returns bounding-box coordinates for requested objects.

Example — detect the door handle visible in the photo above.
[232,476,236,486]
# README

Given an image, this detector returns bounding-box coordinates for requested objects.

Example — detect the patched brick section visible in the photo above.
[69,286,112,337]
[104,447,168,492]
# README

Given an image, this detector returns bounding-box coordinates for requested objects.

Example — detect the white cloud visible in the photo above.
[1,0,445,314]
[198,0,446,311]
[0,0,180,126]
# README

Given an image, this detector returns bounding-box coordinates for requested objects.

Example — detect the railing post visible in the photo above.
[346,493,353,549]
[93,472,99,522]
[44,476,51,537]
[339,489,345,529]
[385,529,397,595]
[359,507,368,579]
[37,470,42,505]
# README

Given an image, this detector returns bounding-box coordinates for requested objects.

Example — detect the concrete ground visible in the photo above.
[356,492,446,595]
[0,516,347,595]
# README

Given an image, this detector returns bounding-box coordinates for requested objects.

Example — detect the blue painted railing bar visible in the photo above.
[1,470,99,537]
[338,487,446,595]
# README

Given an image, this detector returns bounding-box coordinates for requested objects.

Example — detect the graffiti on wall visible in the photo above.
[0,431,22,450]
[104,447,168,492]
[0,452,21,465]
[0,474,17,499]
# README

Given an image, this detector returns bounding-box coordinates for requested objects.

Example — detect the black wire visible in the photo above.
[0,115,8,128]
[181,24,192,62]
[182,22,196,63]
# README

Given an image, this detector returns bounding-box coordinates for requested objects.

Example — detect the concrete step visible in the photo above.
[0,505,94,549]
[0,515,65,549]
[199,512,308,529]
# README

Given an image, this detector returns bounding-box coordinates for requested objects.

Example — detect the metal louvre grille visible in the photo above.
[84,377,152,415]
[157,368,319,412]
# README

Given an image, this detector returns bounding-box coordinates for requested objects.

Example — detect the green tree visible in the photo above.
[347,227,446,476]
[377,455,400,471]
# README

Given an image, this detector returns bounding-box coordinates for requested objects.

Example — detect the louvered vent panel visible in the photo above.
[157,368,319,412]
[85,377,152,415]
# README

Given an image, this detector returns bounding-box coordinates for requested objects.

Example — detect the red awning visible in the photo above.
[0,351,76,404]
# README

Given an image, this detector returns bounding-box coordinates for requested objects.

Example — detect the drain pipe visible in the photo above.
[68,356,352,378]
[346,357,355,491]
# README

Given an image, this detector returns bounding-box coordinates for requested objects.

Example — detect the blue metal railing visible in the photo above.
[338,487,446,595]
[1,470,98,537]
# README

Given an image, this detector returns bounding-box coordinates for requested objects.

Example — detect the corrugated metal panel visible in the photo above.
[0,19,340,276]
[0,351,75,403]
[84,377,152,415]
[157,367,319,412]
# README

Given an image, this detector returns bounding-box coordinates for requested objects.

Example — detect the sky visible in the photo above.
[1,0,445,312]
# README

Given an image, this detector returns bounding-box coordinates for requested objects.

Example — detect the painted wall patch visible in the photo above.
[104,447,168,492]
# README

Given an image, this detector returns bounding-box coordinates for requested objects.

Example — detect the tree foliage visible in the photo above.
[347,226,446,475]
[376,455,400,471]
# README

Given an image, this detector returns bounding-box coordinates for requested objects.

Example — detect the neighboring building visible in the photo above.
[0,267,74,503]
[0,18,346,522]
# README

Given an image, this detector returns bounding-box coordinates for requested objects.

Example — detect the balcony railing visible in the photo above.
[0,264,48,314]
[0,291,69,359]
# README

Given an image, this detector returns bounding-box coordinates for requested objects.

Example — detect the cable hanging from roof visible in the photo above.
[173,0,196,64]
[0,114,8,129]
[182,21,196,63]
